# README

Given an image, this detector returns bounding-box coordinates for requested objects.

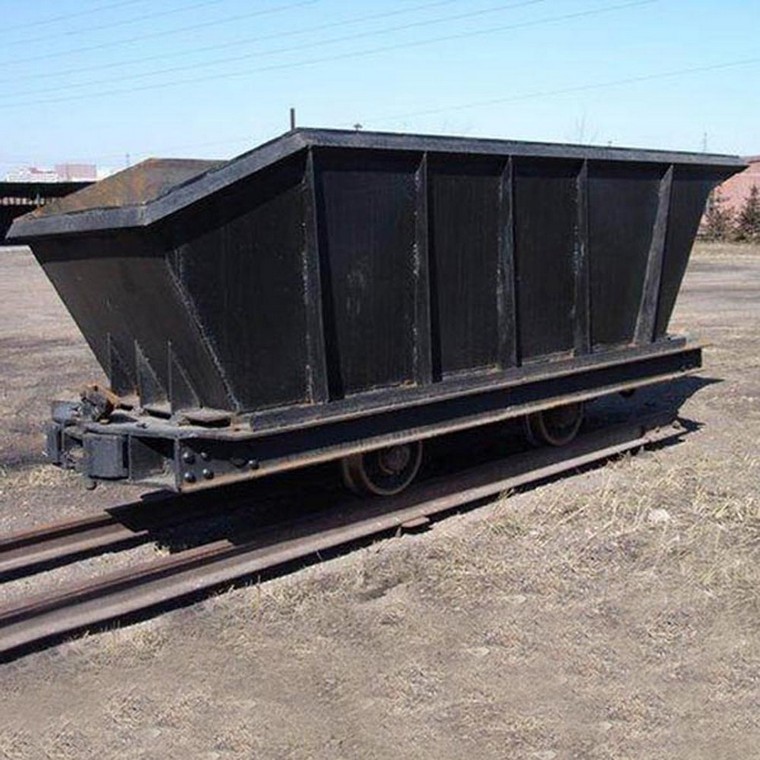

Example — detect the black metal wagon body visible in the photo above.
[8,128,745,491]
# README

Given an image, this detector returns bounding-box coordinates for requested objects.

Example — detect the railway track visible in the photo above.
[1,490,228,580]
[0,415,685,661]
[1,509,163,580]
[0,470,329,581]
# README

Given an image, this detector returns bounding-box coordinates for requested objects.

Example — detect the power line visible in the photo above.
[0,0,654,109]
[4,0,551,97]
[3,0,148,33]
[0,0,455,70]
[3,54,756,167]
[1,0,464,83]
[5,0,228,48]
[366,56,760,125]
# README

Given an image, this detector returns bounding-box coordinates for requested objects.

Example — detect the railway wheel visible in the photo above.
[340,441,423,496]
[524,402,584,447]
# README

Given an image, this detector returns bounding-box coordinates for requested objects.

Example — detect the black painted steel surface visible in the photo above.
[6,128,745,489]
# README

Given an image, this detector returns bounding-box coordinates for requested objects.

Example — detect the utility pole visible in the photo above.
[289,107,296,131]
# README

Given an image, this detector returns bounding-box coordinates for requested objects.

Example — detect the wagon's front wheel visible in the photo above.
[340,441,423,496]
[524,402,584,447]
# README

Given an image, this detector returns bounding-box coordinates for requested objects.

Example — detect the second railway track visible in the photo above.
[0,415,686,661]
[1,491,225,580]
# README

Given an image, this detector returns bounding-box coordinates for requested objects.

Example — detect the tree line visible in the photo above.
[703,184,760,242]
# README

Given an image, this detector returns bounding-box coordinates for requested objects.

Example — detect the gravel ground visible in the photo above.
[1,242,759,759]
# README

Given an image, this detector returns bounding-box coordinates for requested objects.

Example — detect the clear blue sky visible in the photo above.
[0,0,757,172]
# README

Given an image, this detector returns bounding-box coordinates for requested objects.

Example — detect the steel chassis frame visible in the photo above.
[47,340,700,492]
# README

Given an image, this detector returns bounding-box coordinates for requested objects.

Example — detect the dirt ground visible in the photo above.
[1,242,759,759]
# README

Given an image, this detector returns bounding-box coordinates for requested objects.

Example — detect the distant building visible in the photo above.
[55,163,97,181]
[4,166,60,183]
[4,163,97,183]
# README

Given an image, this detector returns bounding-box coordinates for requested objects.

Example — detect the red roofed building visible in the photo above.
[715,156,760,212]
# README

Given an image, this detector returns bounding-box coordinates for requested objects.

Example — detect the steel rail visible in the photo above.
[0,511,149,579]
[0,486,255,579]
[0,415,684,660]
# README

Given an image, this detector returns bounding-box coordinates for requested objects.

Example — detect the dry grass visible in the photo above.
[693,241,760,257]
[3,440,759,758]
[2,246,760,759]
[194,437,759,648]
[0,464,72,495]
[527,451,760,619]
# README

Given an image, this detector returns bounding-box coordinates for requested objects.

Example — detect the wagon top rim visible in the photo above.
[7,126,747,240]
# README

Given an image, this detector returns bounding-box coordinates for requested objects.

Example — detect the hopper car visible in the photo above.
[7,129,745,494]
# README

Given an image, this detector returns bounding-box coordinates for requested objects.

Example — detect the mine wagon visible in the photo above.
[7,129,745,494]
